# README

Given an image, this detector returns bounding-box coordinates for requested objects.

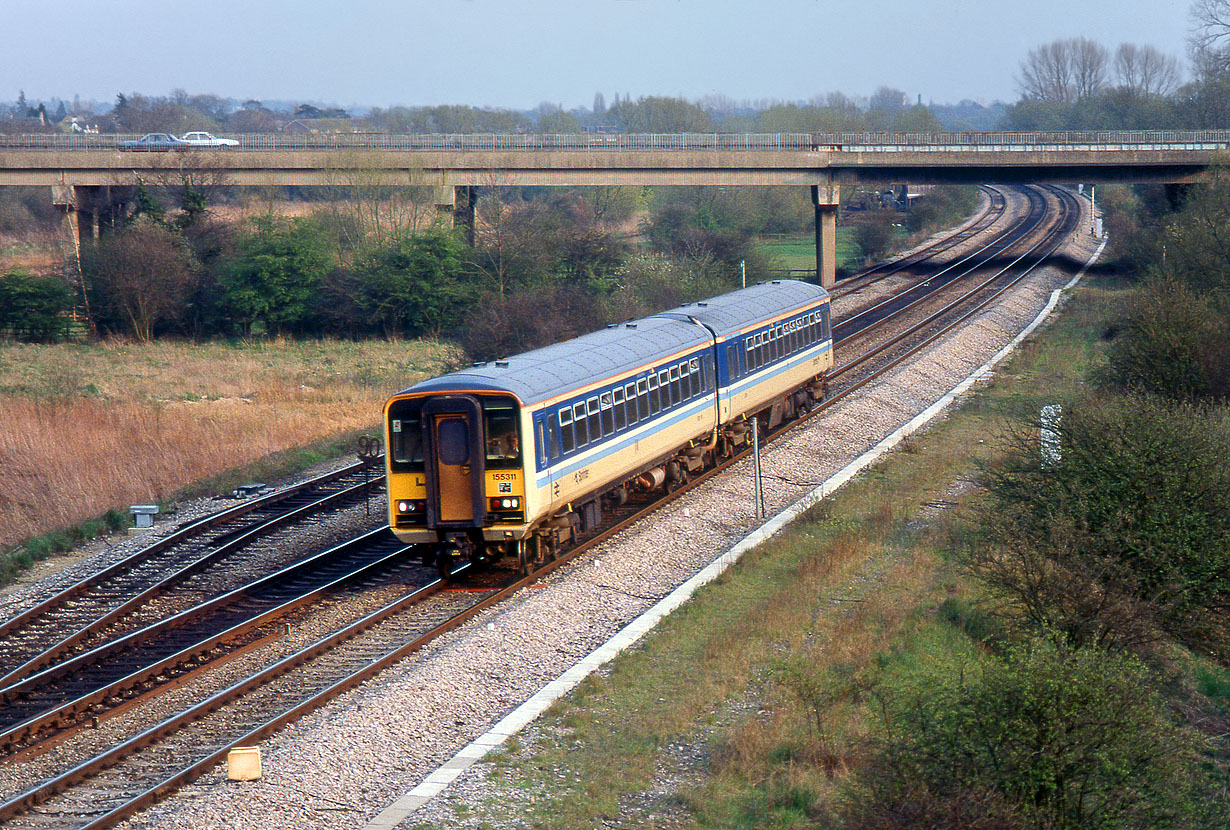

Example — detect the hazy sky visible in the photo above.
[7,0,1195,110]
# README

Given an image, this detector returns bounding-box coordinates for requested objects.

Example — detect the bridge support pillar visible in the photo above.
[811,184,839,289]
[51,185,130,248]
[454,185,477,246]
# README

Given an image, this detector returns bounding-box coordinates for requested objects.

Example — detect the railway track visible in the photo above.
[0,459,384,689]
[0,185,1085,828]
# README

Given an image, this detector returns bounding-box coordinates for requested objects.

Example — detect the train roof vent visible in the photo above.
[606,323,617,328]
[471,361,486,367]
[697,301,708,307]
[495,360,510,368]
[625,323,637,329]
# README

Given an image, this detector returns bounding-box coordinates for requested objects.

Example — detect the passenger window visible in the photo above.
[587,397,601,440]
[613,387,626,430]
[638,378,649,418]
[669,366,680,404]
[573,403,589,446]
[625,383,638,423]
[559,408,575,453]
[659,370,670,407]
[648,374,660,413]
[691,358,702,392]
[601,392,614,435]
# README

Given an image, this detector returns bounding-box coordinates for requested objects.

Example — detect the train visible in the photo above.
[382,279,834,578]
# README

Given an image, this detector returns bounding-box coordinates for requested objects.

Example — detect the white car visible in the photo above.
[179,131,239,148]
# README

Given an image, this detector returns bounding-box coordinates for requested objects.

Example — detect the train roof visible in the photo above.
[399,280,829,407]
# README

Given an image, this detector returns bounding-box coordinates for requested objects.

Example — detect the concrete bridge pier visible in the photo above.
[811,184,839,289]
[453,185,477,246]
[51,184,131,247]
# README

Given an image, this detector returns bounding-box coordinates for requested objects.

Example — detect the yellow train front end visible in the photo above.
[384,390,538,577]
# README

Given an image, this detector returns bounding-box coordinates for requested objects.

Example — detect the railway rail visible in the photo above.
[0,459,384,689]
[0,184,1085,828]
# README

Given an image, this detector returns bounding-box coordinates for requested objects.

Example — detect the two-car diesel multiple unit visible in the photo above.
[383,280,833,577]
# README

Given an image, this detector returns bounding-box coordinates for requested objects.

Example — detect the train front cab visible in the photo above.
[385,391,529,578]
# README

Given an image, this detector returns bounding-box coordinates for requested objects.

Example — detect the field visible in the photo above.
[0,338,459,548]
[757,229,862,273]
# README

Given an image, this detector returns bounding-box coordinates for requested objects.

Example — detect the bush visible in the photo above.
[971,394,1230,655]
[0,271,76,342]
[845,638,1215,830]
[1101,277,1230,401]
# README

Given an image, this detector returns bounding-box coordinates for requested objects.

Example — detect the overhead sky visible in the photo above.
[7,0,1194,110]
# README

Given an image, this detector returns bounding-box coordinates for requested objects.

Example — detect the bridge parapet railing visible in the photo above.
[0,131,1227,152]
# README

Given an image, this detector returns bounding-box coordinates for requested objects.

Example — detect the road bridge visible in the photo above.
[3,131,1225,286]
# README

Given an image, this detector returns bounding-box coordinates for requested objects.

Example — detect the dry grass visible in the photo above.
[0,337,459,546]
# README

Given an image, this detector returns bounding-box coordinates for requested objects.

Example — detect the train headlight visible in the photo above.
[489,497,521,511]
[397,500,411,513]
[397,500,425,514]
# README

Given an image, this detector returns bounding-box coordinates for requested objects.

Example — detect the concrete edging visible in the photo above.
[364,235,1109,830]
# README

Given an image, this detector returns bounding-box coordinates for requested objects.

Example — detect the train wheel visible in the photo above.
[435,546,458,582]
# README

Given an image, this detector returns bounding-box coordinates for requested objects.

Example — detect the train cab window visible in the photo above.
[613,387,626,430]
[637,378,649,418]
[559,408,575,453]
[600,392,615,435]
[587,397,601,440]
[625,382,638,424]
[437,418,470,466]
[483,401,521,466]
[388,399,424,471]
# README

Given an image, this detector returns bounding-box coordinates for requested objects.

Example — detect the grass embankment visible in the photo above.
[0,337,458,572]
[417,277,1228,828]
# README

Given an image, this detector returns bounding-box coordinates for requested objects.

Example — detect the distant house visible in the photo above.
[281,120,312,134]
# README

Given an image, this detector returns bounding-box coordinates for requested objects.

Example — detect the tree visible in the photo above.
[1017,39,1078,101]
[352,230,468,338]
[607,96,713,132]
[82,219,200,341]
[1114,43,1181,97]
[221,217,333,336]
[1191,0,1230,76]
[1071,37,1110,98]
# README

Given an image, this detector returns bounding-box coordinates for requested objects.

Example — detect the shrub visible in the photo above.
[971,394,1230,656]
[845,638,1215,830]
[1101,277,1230,401]
[0,271,75,342]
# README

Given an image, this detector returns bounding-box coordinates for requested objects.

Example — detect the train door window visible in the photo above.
[613,387,626,430]
[659,370,671,407]
[822,306,831,340]
[725,345,735,379]
[559,408,575,453]
[537,421,548,467]
[573,403,589,446]
[648,374,660,414]
[437,418,470,466]
[547,413,559,458]
[600,392,614,435]
[625,382,638,424]
[638,378,649,417]
[587,397,601,441]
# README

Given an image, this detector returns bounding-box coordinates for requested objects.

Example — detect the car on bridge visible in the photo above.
[179,131,239,148]
[117,133,188,152]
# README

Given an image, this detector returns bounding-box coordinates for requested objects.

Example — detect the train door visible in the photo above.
[422,396,486,530]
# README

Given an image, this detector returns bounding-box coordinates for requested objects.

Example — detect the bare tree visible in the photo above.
[1017,40,1077,101]
[1071,37,1110,98]
[1114,43,1182,95]
[1191,0,1230,72]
